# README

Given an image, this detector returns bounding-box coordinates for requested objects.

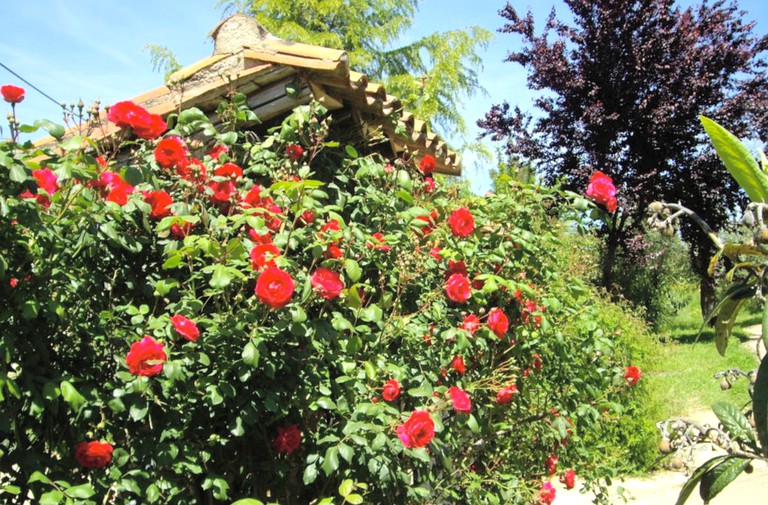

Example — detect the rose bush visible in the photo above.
[0,96,653,504]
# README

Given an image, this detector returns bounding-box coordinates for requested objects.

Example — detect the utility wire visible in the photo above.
[0,60,62,107]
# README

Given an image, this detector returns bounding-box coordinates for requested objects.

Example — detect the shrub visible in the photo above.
[0,96,649,504]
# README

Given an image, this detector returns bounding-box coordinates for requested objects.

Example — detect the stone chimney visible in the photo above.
[211,14,273,55]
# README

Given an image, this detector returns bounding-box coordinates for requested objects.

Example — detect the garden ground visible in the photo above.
[559,325,768,504]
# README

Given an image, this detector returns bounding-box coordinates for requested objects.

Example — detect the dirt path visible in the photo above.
[555,325,768,504]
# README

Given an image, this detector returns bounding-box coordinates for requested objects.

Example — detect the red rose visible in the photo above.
[561,468,576,490]
[414,211,438,236]
[255,266,295,309]
[448,207,475,238]
[248,228,273,244]
[74,441,113,468]
[445,273,471,303]
[273,424,302,455]
[107,101,166,140]
[382,379,401,402]
[177,157,208,183]
[170,221,194,239]
[445,260,468,279]
[2,84,24,103]
[324,243,343,259]
[545,454,558,475]
[250,243,281,270]
[429,246,443,261]
[586,171,618,213]
[107,101,147,128]
[144,190,173,219]
[94,171,134,206]
[461,314,480,334]
[125,336,166,377]
[208,144,228,161]
[299,210,315,226]
[154,136,188,168]
[624,365,642,386]
[450,355,466,375]
[319,219,341,235]
[539,482,556,505]
[396,410,435,448]
[419,154,436,175]
[133,113,167,140]
[310,267,344,300]
[32,168,59,195]
[449,386,472,413]
[171,314,200,342]
[496,385,518,404]
[214,162,243,179]
[208,180,238,208]
[532,353,543,371]
[487,308,509,338]
[423,177,436,193]
[286,144,304,161]
[367,232,390,251]
[241,185,267,208]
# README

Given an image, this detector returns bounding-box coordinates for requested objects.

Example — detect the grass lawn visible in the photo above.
[647,291,761,420]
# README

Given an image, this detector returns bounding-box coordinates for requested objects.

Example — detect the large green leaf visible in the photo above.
[712,401,755,443]
[675,456,727,505]
[700,116,768,202]
[699,456,751,502]
[753,354,768,455]
[701,282,754,356]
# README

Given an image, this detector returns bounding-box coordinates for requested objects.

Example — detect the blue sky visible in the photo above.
[2,0,767,193]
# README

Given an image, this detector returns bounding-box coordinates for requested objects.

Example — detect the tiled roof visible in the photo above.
[39,14,461,175]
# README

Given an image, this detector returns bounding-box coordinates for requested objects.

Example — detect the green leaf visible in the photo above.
[346,494,364,504]
[65,483,95,499]
[338,479,354,497]
[28,471,51,484]
[303,463,319,485]
[321,446,340,476]
[699,456,751,502]
[753,354,768,455]
[178,107,208,126]
[129,399,149,421]
[715,297,746,356]
[39,489,63,505]
[242,341,260,366]
[124,166,144,186]
[675,456,727,505]
[338,442,353,462]
[466,413,480,434]
[407,382,433,397]
[344,259,362,282]
[359,304,382,323]
[230,500,265,505]
[315,397,337,410]
[712,401,755,443]
[9,164,27,182]
[345,145,359,158]
[210,264,233,289]
[34,119,65,140]
[700,116,768,202]
[60,380,86,411]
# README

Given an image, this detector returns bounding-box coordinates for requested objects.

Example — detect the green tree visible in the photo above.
[217,0,492,135]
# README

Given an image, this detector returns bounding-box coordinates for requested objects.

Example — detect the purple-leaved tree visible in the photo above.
[480,0,768,317]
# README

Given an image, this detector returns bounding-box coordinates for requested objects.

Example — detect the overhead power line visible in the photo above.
[0,60,62,107]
